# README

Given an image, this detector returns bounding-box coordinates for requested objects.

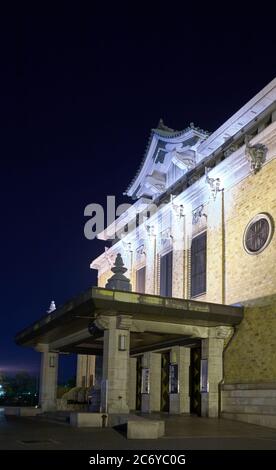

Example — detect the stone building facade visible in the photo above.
[90,78,276,427]
[16,78,276,429]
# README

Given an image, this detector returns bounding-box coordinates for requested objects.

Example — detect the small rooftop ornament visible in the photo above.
[105,253,132,292]
[47,300,56,313]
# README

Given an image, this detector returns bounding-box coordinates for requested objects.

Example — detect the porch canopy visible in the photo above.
[16,287,243,356]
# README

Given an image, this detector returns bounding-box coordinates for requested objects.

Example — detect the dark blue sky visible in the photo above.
[1,4,275,380]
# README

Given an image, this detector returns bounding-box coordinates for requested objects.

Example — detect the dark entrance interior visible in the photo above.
[136,356,142,410]
[190,346,201,416]
[160,351,170,412]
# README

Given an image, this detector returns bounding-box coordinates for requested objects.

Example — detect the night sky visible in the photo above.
[1,4,275,381]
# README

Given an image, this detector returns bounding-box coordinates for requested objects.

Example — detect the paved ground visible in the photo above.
[1,410,276,450]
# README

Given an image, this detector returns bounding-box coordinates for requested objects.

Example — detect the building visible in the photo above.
[16,78,276,428]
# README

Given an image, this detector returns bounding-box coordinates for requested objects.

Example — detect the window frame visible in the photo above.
[243,213,273,255]
[135,265,146,294]
[159,249,173,297]
[190,230,207,298]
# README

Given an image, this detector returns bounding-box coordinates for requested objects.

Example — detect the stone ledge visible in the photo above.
[127,418,165,439]
[221,412,276,429]
[70,412,108,427]
[222,383,276,390]
[4,407,40,417]
[222,390,276,397]
[222,405,276,414]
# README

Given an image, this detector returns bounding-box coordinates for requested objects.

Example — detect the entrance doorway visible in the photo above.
[160,351,170,412]
[136,356,142,411]
[190,346,201,416]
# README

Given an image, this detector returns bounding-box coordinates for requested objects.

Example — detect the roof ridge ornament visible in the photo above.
[156,118,176,133]
[47,300,56,313]
[245,135,267,174]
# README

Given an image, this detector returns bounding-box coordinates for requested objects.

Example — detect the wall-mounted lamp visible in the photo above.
[205,167,222,201]
[118,335,127,351]
[49,355,56,368]
[170,194,184,218]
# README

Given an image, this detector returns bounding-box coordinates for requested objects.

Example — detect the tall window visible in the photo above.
[136,266,146,293]
[160,251,173,297]
[191,232,206,297]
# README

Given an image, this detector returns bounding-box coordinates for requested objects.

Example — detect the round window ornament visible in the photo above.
[243,213,273,255]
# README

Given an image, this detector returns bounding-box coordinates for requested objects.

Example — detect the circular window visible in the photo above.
[243,213,273,254]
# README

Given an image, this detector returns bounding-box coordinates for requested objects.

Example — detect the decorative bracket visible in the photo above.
[205,167,222,201]
[170,194,184,218]
[122,241,133,253]
[192,205,207,225]
[245,135,267,174]
[146,225,156,237]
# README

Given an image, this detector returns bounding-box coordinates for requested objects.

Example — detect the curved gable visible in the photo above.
[125,120,209,199]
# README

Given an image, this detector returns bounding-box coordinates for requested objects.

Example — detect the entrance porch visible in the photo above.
[16,286,243,419]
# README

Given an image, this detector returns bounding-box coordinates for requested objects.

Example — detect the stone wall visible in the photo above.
[98,269,112,288]
[96,156,276,389]
[221,159,276,384]
[224,158,276,306]
[221,383,276,429]
[224,296,276,383]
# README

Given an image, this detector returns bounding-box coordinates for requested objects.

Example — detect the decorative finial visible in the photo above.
[111,253,127,274]
[156,119,175,133]
[105,253,132,292]
[47,300,56,313]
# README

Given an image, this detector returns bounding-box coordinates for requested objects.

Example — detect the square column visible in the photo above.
[76,355,96,388]
[128,357,137,411]
[101,316,130,414]
[37,345,59,412]
[201,335,224,417]
[141,352,161,413]
[170,346,190,414]
[145,235,156,294]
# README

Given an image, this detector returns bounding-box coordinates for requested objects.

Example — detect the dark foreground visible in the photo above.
[1,410,276,450]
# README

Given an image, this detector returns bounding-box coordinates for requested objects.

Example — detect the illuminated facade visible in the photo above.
[16,78,276,429]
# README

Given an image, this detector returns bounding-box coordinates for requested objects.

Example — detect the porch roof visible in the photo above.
[15,287,243,350]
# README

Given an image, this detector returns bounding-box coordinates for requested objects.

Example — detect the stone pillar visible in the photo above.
[101,316,130,414]
[128,357,137,411]
[184,211,192,298]
[76,355,96,388]
[170,346,190,414]
[172,211,185,299]
[141,352,161,413]
[206,193,225,304]
[145,231,156,295]
[37,344,59,412]
[201,330,224,417]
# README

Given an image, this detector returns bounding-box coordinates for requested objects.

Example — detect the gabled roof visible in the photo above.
[125,78,276,200]
[125,119,209,199]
